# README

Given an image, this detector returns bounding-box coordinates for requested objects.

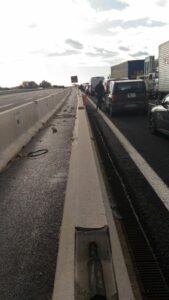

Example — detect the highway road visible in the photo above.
[109,113,169,187]
[0,89,64,113]
[0,89,77,300]
[1,90,169,298]
[91,96,169,187]
[87,99,169,293]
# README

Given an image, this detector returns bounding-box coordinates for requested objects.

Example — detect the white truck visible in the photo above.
[90,76,104,96]
[144,56,158,98]
[158,40,169,99]
[144,72,158,99]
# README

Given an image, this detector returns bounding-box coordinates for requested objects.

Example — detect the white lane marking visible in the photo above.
[0,103,13,109]
[89,98,169,210]
[0,101,34,115]
[0,90,64,114]
[34,92,61,102]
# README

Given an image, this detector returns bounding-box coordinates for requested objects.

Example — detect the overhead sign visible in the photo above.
[71,76,78,83]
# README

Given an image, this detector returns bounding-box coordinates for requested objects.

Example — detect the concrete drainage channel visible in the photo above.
[52,91,135,300]
[75,226,117,299]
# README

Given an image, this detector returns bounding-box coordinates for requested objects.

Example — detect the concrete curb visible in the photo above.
[0,89,70,171]
[52,90,107,299]
[52,90,135,299]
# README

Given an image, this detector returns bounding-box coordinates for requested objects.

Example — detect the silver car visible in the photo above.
[149,94,169,135]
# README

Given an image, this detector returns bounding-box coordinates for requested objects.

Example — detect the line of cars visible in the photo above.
[84,77,169,137]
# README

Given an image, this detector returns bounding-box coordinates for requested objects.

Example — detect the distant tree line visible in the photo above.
[0,81,65,90]
[19,80,65,89]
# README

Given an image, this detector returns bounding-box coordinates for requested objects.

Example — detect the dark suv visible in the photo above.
[103,79,148,115]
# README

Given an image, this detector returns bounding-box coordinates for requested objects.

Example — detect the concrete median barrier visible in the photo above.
[0,89,70,171]
[52,90,135,300]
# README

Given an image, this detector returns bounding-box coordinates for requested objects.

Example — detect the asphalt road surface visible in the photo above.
[91,96,169,188]
[109,113,169,187]
[0,89,64,113]
[0,88,77,300]
[88,101,169,299]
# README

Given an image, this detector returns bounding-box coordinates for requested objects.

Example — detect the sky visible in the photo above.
[0,0,169,87]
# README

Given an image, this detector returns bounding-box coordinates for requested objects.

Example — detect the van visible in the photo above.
[103,79,148,115]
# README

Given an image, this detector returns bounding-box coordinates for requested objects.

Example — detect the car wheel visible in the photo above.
[149,114,157,134]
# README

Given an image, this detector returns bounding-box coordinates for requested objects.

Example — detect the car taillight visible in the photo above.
[112,95,117,102]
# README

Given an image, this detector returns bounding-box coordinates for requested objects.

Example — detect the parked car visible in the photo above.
[149,94,169,135]
[102,79,148,115]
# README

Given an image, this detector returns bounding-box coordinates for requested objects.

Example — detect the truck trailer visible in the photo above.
[143,56,159,99]
[111,60,144,80]
[158,40,169,99]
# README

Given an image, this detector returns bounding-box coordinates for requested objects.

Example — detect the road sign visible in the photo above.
[71,76,78,83]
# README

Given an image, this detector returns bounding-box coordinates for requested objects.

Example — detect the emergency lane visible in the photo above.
[108,112,169,188]
[90,95,169,188]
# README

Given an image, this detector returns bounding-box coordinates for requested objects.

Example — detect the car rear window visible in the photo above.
[115,81,146,93]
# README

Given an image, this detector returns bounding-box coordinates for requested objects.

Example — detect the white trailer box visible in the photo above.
[159,40,169,95]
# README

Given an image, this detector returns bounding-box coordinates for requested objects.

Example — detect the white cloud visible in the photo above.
[0,0,169,86]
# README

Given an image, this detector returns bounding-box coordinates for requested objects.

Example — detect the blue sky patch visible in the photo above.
[88,0,128,11]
